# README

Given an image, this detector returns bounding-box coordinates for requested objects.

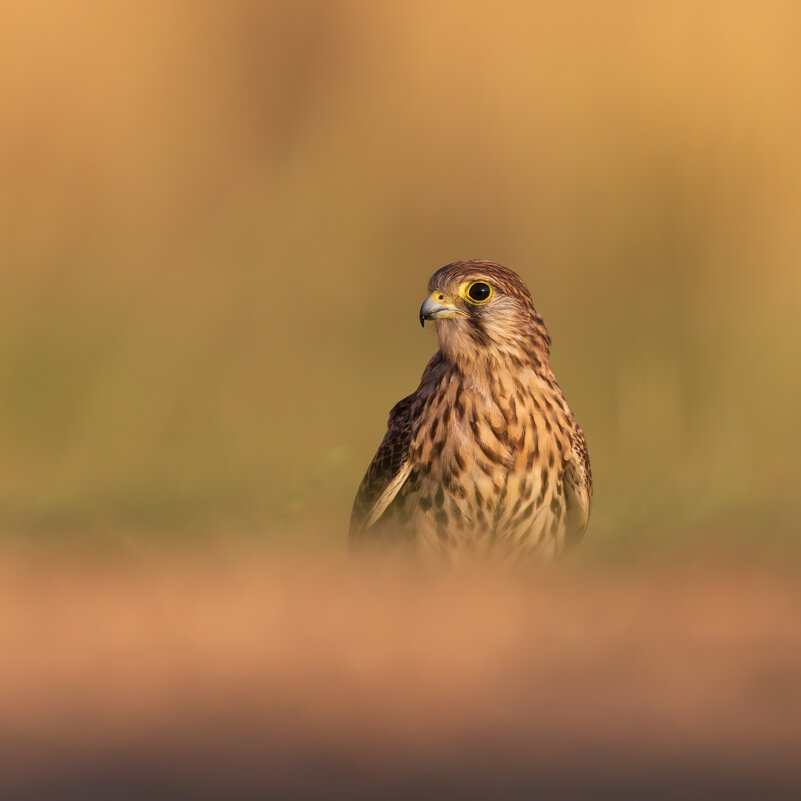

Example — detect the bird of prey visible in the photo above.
[350,260,592,560]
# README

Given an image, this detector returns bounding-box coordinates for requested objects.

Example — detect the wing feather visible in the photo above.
[564,421,593,548]
[349,394,416,541]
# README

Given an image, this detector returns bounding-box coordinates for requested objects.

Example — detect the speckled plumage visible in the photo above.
[350,260,592,560]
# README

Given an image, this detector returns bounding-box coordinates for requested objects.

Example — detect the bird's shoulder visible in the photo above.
[349,354,445,541]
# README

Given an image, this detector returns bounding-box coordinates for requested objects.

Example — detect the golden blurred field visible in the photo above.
[1,1,801,797]
[2,0,800,549]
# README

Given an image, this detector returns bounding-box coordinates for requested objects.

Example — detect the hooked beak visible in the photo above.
[419,292,464,327]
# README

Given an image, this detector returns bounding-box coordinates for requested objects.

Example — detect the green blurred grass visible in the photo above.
[1,0,800,553]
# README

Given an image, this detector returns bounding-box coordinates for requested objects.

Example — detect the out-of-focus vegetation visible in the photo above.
[1,0,800,555]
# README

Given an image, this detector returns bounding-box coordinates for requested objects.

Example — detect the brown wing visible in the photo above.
[349,394,416,542]
[564,421,593,548]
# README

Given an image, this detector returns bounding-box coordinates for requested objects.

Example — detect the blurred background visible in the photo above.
[2,2,801,798]
[1,0,801,555]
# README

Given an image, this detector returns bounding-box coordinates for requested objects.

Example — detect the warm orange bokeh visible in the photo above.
[1,5,801,795]
[0,553,799,797]
[1,1,800,548]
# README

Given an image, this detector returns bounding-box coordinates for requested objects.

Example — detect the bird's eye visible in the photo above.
[465,281,493,303]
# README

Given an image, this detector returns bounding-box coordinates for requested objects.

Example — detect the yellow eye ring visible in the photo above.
[461,280,494,304]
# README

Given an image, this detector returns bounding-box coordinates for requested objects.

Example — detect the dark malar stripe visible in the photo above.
[468,314,490,346]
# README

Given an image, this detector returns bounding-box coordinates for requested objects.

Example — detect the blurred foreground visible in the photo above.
[2,545,800,800]
[2,1,801,549]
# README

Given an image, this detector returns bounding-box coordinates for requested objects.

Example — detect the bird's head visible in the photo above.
[419,260,551,369]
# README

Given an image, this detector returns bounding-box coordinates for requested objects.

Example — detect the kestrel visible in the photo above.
[350,260,592,560]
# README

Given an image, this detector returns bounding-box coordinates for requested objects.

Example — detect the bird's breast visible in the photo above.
[402,372,570,556]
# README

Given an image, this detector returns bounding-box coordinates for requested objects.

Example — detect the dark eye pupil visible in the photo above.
[468,282,491,301]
